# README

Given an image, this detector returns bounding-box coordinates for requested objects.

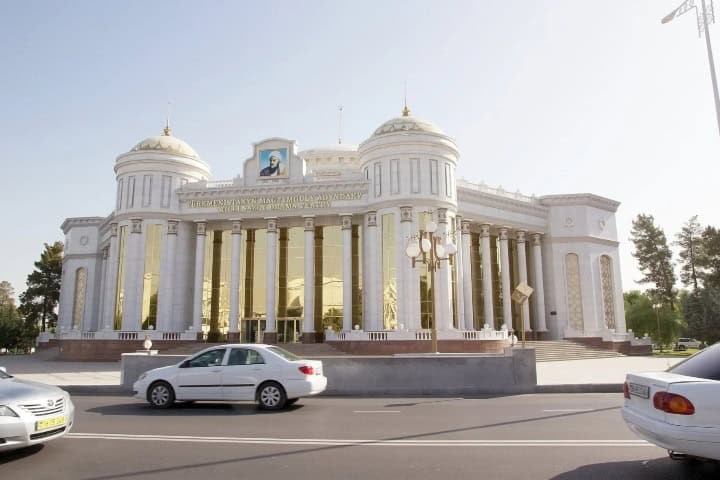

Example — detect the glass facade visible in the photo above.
[141,224,162,330]
[114,225,127,330]
[277,227,304,343]
[382,214,397,330]
[316,226,344,332]
[418,212,433,329]
[352,225,363,329]
[470,232,484,329]
[491,235,501,329]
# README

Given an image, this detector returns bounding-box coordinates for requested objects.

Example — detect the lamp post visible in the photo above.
[405,217,456,353]
[652,303,662,352]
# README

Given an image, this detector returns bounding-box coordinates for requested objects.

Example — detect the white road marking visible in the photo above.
[67,433,653,447]
[542,409,594,412]
[353,410,401,413]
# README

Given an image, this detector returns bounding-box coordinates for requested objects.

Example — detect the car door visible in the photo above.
[174,348,227,400]
[221,348,270,400]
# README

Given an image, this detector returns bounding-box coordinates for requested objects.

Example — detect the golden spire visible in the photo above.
[163,101,172,136]
[402,81,410,116]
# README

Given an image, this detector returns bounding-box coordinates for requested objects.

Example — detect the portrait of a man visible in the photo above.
[259,148,288,177]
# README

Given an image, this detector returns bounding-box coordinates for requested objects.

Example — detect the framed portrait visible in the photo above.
[258,148,289,178]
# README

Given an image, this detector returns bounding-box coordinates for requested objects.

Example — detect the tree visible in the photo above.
[674,215,704,290]
[18,242,63,332]
[683,286,720,345]
[624,290,681,349]
[699,226,720,289]
[0,281,15,308]
[630,214,676,308]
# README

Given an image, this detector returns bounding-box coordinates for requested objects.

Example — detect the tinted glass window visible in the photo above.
[668,344,720,380]
[246,350,265,365]
[188,349,226,367]
[228,349,249,366]
[267,346,300,361]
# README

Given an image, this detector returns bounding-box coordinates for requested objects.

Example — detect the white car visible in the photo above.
[622,342,720,461]
[675,338,705,351]
[0,366,75,452]
[133,344,327,410]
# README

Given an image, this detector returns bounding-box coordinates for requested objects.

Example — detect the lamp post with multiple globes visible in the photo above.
[404,217,456,353]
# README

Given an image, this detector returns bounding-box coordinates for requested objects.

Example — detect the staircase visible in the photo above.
[159,342,347,357]
[525,340,626,362]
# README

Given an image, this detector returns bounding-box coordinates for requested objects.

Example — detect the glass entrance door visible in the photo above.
[241,318,266,343]
[277,318,301,344]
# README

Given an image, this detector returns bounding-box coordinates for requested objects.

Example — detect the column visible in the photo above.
[365,211,379,331]
[341,215,353,332]
[454,215,466,330]
[435,208,453,331]
[499,227,512,331]
[531,233,548,333]
[121,218,143,331]
[96,247,108,331]
[191,221,207,338]
[461,220,474,330]
[264,218,278,343]
[480,224,494,328]
[228,220,242,341]
[399,206,413,330]
[102,223,119,330]
[303,216,316,342]
[516,230,531,333]
[156,219,178,333]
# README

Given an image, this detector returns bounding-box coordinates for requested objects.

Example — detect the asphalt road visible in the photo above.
[1,394,718,480]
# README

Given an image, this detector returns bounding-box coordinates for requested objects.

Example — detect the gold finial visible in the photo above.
[163,101,172,136]
[402,80,410,116]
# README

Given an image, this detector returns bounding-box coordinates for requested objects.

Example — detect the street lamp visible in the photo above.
[405,217,456,353]
[652,303,663,352]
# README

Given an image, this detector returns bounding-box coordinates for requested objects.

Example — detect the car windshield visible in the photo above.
[0,369,11,379]
[667,343,720,381]
[267,346,301,361]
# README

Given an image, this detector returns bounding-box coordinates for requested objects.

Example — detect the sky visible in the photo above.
[1,0,719,301]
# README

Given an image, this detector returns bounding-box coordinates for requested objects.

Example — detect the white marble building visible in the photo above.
[57,107,633,347]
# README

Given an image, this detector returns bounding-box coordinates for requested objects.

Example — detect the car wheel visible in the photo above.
[678,345,687,351]
[148,381,175,409]
[257,382,286,410]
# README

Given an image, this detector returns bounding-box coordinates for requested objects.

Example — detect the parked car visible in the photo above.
[622,342,720,461]
[133,344,327,410]
[675,338,705,351]
[0,366,75,452]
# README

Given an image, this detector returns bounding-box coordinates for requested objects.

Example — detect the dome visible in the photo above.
[371,109,444,138]
[129,128,199,158]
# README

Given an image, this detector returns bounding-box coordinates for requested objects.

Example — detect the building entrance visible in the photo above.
[241,318,266,343]
[277,318,301,343]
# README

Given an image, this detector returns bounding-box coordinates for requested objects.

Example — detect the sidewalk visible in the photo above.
[0,349,685,394]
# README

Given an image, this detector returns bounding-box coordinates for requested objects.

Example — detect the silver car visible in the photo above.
[0,366,75,452]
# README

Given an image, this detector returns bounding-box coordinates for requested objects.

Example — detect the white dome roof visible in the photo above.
[129,130,199,158]
[371,113,444,138]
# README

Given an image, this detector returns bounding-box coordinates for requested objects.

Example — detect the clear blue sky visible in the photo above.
[1,0,719,300]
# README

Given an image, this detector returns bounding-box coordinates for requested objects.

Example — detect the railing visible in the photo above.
[81,331,95,340]
[456,178,539,204]
[117,331,139,340]
[325,328,509,342]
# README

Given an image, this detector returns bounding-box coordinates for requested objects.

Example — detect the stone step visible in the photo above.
[522,340,626,362]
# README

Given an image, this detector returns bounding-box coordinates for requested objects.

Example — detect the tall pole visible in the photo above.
[430,249,438,354]
[701,0,720,136]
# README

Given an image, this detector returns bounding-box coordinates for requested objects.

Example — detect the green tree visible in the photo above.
[18,242,63,332]
[630,214,676,308]
[674,215,704,290]
[699,226,720,289]
[683,287,720,345]
[624,290,681,349]
[0,282,37,351]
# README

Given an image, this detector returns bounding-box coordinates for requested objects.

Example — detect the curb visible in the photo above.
[57,384,624,396]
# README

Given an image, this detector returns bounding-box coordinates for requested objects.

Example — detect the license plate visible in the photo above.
[629,383,650,399]
[36,415,66,431]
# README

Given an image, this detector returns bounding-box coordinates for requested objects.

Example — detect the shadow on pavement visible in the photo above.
[87,401,303,416]
[0,444,44,464]
[550,456,719,480]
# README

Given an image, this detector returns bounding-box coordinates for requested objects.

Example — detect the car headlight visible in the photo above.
[0,405,18,417]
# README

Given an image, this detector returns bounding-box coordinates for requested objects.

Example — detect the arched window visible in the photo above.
[565,253,583,333]
[72,267,87,330]
[600,255,616,329]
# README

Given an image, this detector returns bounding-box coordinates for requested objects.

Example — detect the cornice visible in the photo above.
[539,193,620,212]
[457,186,548,218]
[178,180,369,199]
[61,217,104,234]
[545,235,620,247]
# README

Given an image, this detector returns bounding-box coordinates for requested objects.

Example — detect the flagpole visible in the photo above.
[701,0,720,136]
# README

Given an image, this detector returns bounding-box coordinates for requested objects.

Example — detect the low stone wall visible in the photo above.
[121,348,536,395]
[328,339,507,355]
[59,340,201,361]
